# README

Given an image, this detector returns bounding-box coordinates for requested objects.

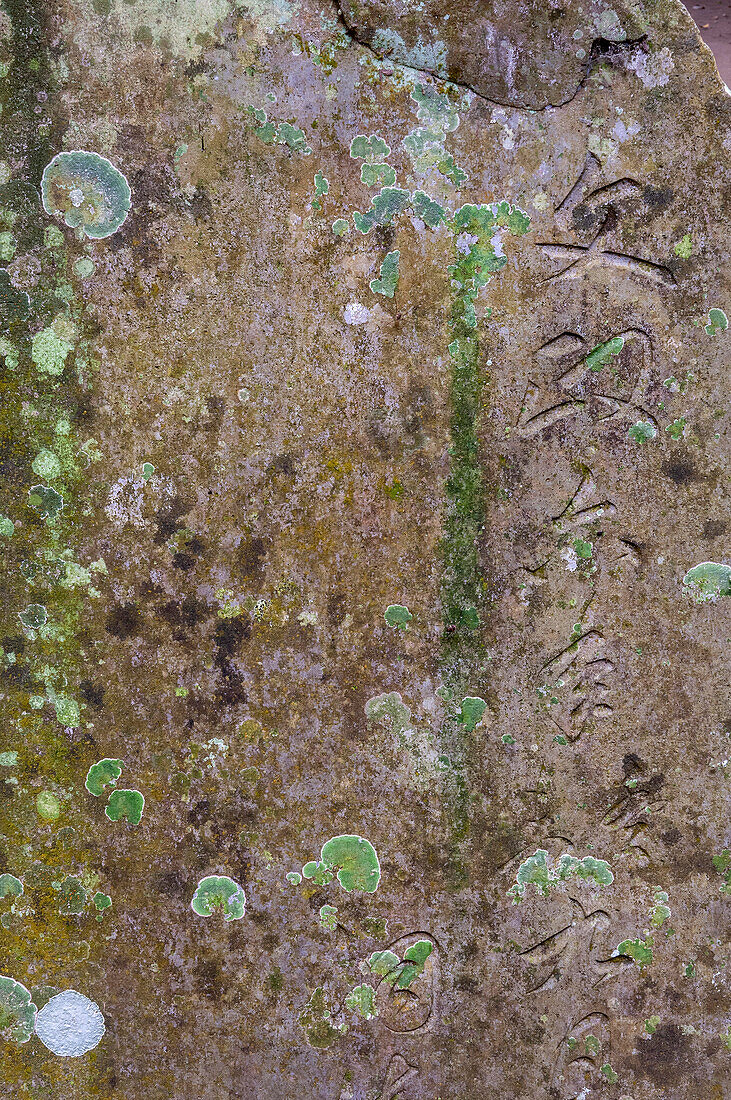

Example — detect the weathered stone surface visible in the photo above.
[0,1,728,1098]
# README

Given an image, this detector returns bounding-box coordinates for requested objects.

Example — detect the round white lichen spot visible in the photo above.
[68,187,85,207]
[344,301,370,325]
[34,990,105,1057]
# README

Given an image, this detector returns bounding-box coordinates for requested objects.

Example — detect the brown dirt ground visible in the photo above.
[682,0,731,84]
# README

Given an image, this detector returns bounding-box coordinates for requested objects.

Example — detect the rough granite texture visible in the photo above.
[0,1,729,1098]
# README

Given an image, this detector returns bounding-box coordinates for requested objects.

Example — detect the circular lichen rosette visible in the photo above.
[0,975,37,1045]
[191,875,246,921]
[41,151,131,239]
[34,989,105,1056]
[320,835,381,894]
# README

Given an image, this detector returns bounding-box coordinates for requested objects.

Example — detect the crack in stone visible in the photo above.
[331,0,646,112]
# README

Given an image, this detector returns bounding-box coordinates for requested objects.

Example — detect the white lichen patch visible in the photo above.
[343,301,370,325]
[627,46,674,89]
[111,0,241,60]
[34,990,105,1057]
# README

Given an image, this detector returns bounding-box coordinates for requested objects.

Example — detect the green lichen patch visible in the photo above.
[674,234,692,258]
[572,537,593,560]
[0,875,22,899]
[368,939,433,989]
[650,887,671,927]
[41,151,131,238]
[249,109,312,155]
[458,696,486,733]
[142,461,155,480]
[361,162,396,188]
[509,850,613,901]
[617,936,654,966]
[712,849,731,895]
[320,835,381,893]
[601,1064,618,1084]
[85,758,124,797]
[353,187,410,233]
[394,939,433,989]
[0,976,37,1045]
[350,134,390,161]
[73,256,95,279]
[52,694,80,727]
[28,484,63,520]
[18,604,47,630]
[31,448,61,480]
[365,692,413,740]
[665,417,686,440]
[311,170,328,211]
[368,949,400,977]
[384,603,412,630]
[370,250,400,298]
[93,892,112,915]
[628,420,657,443]
[191,874,246,920]
[301,860,334,887]
[645,1015,661,1035]
[411,189,446,228]
[36,791,61,821]
[682,562,731,602]
[318,903,338,931]
[332,218,349,237]
[705,307,728,336]
[56,875,87,916]
[105,788,144,825]
[285,871,302,885]
[298,987,346,1048]
[0,514,14,536]
[585,335,624,372]
[345,983,377,1019]
[411,84,460,132]
[31,318,76,376]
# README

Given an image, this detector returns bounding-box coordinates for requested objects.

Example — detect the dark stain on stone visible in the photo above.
[629,1023,692,1088]
[105,603,142,639]
[79,680,105,709]
[267,452,297,477]
[155,869,188,898]
[153,496,191,544]
[236,535,268,579]
[188,800,211,828]
[213,617,251,660]
[662,457,699,484]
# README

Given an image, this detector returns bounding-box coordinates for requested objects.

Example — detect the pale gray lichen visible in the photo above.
[34,989,105,1056]
[41,151,131,239]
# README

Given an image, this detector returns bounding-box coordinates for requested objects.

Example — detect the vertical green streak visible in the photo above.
[438,201,531,886]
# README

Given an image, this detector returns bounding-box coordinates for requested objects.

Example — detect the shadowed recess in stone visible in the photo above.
[34,990,105,1056]
[41,151,131,239]
[190,875,246,920]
